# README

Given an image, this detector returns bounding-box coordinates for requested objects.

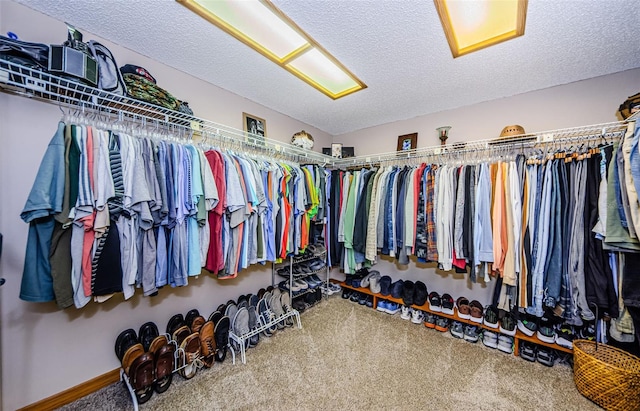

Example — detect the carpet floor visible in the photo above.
[58,296,600,411]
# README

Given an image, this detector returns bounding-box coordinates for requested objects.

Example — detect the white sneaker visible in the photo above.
[411,309,424,324]
[400,305,412,320]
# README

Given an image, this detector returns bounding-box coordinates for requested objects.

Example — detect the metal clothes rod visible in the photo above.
[334,121,630,168]
[0,59,336,166]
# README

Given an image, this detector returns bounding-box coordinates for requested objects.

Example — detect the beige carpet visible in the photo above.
[58,297,600,411]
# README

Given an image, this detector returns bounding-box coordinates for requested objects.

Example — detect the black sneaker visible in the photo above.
[341,289,352,299]
[555,323,575,349]
[483,305,499,329]
[578,321,596,341]
[350,291,360,303]
[520,341,537,362]
[365,295,374,308]
[358,293,367,305]
[536,346,556,367]
[517,313,538,337]
[499,311,516,336]
[536,317,556,344]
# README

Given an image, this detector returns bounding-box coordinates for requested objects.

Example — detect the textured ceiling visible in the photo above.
[13,0,640,136]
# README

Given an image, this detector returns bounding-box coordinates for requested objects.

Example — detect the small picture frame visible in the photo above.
[397,133,417,151]
[331,143,343,158]
[243,112,266,144]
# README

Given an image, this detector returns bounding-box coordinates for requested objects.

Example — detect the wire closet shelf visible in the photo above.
[0,59,335,166]
[0,59,636,168]
[336,121,631,168]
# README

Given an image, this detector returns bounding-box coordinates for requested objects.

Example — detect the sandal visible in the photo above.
[456,296,471,319]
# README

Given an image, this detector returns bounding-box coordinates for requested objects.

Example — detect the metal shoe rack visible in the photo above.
[229,308,302,365]
[120,332,232,411]
[272,249,329,308]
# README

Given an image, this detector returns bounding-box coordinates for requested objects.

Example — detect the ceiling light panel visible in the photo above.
[286,48,361,97]
[177,0,366,99]
[435,0,528,58]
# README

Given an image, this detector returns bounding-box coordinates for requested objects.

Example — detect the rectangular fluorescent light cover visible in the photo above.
[435,0,527,58]
[177,0,366,99]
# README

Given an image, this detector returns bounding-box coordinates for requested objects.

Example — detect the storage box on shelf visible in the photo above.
[333,280,573,357]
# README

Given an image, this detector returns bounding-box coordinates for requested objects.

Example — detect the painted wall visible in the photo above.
[334,68,640,154]
[330,67,640,313]
[0,2,332,410]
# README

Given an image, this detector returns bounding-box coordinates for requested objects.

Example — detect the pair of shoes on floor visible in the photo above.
[481,330,512,353]
[376,300,400,315]
[116,323,177,404]
[520,342,556,366]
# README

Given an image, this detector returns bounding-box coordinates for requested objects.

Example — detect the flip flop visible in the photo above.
[129,352,155,404]
[214,316,230,363]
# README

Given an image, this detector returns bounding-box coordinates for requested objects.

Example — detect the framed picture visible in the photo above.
[341,146,355,158]
[243,112,266,144]
[331,143,343,158]
[397,133,417,151]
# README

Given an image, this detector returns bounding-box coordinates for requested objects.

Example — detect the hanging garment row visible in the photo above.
[19,120,330,310]
[329,123,638,332]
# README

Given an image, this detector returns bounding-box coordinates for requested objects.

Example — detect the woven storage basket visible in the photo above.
[573,339,640,411]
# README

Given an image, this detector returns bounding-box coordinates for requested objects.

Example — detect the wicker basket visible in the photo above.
[573,339,640,411]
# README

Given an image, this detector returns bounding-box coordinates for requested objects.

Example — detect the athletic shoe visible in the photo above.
[499,311,517,336]
[450,321,464,339]
[456,297,471,319]
[365,296,374,308]
[578,321,596,341]
[357,293,368,305]
[483,305,499,328]
[295,279,309,290]
[400,305,412,320]
[350,291,360,303]
[377,300,389,313]
[536,317,556,344]
[428,292,442,312]
[536,346,556,367]
[424,312,437,329]
[463,325,479,343]
[310,274,323,284]
[342,289,352,299]
[411,309,425,324]
[555,323,575,349]
[435,317,450,332]
[519,341,537,362]
[517,313,538,337]
[386,302,401,315]
[482,330,498,349]
[441,293,455,315]
[497,335,513,353]
[469,300,484,324]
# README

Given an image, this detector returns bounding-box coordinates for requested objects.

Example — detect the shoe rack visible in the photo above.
[334,280,574,358]
[272,248,329,308]
[229,308,302,365]
[120,333,219,411]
